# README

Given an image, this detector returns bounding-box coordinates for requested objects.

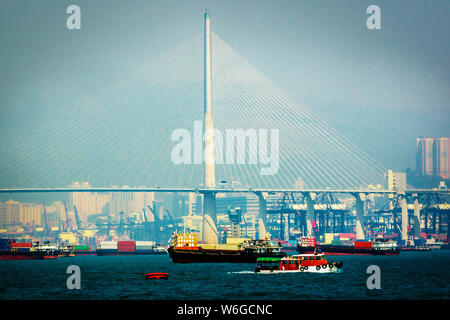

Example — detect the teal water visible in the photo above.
[0,251,449,300]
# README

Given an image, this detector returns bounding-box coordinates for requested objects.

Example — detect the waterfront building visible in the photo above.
[387,170,407,191]
[0,200,43,228]
[69,181,109,222]
[132,189,155,214]
[0,200,20,227]
[417,137,450,179]
[182,214,203,239]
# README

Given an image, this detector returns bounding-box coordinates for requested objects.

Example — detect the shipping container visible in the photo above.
[0,239,11,250]
[339,233,356,239]
[324,233,334,244]
[354,241,372,248]
[118,241,135,246]
[136,241,156,247]
[11,242,32,248]
[135,246,154,250]
[99,241,118,249]
[100,241,117,244]
[118,241,135,252]
[74,245,91,251]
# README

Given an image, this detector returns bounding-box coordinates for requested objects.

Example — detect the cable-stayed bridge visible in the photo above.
[1,12,448,243]
[1,14,386,190]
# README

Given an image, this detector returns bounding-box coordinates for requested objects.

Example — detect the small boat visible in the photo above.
[255,252,343,273]
[145,272,169,279]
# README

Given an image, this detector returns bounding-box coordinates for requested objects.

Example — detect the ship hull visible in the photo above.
[297,245,400,256]
[74,251,97,256]
[168,247,286,263]
[256,266,341,274]
[96,250,167,256]
[0,251,57,260]
[399,247,431,252]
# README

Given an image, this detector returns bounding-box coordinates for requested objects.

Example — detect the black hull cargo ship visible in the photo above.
[168,233,286,263]
[297,237,400,256]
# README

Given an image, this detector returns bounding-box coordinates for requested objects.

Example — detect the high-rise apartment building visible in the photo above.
[132,190,155,214]
[69,181,109,222]
[386,170,407,191]
[0,200,20,227]
[0,200,42,227]
[416,137,449,179]
[433,137,449,179]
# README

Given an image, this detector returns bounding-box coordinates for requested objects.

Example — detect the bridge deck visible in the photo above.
[0,187,448,195]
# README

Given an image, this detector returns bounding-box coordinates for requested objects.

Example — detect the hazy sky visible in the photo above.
[0,0,449,188]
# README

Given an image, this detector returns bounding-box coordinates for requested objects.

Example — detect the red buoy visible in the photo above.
[145,272,168,279]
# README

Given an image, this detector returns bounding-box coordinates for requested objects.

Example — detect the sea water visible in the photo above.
[0,251,449,300]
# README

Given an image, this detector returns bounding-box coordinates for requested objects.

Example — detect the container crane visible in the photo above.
[43,202,49,236]
[64,201,71,232]
[118,211,125,236]
[142,207,152,241]
[73,205,81,230]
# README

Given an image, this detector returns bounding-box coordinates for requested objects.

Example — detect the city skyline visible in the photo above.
[1,1,450,306]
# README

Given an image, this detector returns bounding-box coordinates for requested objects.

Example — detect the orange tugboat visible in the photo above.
[255,252,343,273]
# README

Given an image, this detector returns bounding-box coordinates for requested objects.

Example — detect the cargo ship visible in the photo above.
[297,237,400,255]
[96,240,167,256]
[0,239,60,260]
[167,233,286,263]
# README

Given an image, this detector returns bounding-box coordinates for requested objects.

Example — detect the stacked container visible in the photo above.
[99,241,118,254]
[0,239,12,251]
[324,233,334,244]
[331,239,343,245]
[354,241,372,249]
[11,242,32,252]
[118,241,135,252]
[299,237,316,247]
[135,241,155,254]
[74,245,93,255]
[173,233,197,248]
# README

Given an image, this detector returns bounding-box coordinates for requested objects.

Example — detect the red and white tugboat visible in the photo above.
[255,252,343,273]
